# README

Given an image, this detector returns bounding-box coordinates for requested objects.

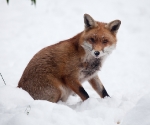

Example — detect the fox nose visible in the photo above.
[94,51,100,56]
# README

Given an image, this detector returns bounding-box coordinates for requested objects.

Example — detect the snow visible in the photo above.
[122,92,150,125]
[0,0,150,125]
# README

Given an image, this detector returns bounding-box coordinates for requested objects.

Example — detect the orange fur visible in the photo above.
[18,14,121,102]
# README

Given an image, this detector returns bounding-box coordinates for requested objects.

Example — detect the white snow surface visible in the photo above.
[0,0,150,125]
[121,92,150,125]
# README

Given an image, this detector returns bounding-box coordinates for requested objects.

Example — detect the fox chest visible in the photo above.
[79,58,101,82]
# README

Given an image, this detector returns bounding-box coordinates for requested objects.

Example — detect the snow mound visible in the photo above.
[0,86,135,125]
[0,86,33,108]
[121,93,150,125]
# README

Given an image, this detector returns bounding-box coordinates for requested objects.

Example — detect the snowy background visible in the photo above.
[0,0,150,124]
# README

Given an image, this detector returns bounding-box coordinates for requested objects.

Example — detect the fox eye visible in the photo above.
[102,39,108,44]
[89,38,95,43]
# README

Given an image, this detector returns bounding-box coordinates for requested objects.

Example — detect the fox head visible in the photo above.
[81,14,121,58]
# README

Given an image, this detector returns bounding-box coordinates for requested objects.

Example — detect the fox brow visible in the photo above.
[86,33,105,42]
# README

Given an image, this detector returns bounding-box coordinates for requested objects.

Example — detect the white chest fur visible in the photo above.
[79,43,115,83]
[79,55,107,83]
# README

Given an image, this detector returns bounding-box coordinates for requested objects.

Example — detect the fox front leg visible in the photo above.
[88,75,110,98]
[65,78,89,101]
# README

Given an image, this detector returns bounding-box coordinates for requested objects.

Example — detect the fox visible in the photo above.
[18,14,121,103]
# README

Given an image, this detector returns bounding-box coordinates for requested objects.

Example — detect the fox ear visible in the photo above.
[106,20,121,34]
[84,14,97,29]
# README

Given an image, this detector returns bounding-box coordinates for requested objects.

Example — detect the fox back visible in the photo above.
[18,14,121,102]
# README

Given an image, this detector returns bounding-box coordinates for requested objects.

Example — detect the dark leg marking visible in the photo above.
[102,87,110,98]
[79,86,89,99]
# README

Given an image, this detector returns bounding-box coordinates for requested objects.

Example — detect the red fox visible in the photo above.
[18,14,121,102]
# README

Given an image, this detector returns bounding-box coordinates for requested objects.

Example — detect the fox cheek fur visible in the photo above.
[18,14,121,103]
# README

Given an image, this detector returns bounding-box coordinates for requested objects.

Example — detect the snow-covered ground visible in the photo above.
[0,0,150,124]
